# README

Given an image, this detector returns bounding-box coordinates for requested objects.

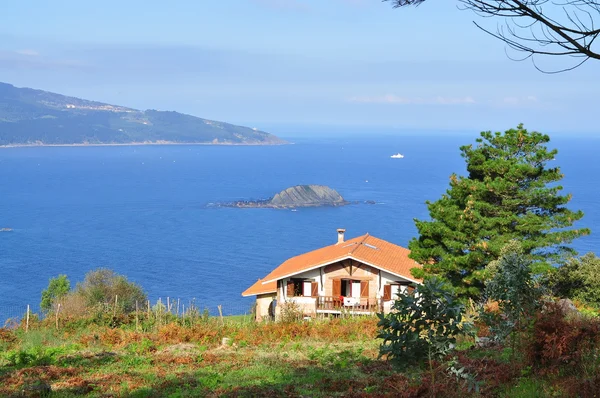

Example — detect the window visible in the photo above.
[383,283,413,301]
[383,285,391,301]
[333,279,369,298]
[303,281,312,297]
[287,279,318,297]
[341,279,350,296]
[391,284,405,298]
[352,281,361,299]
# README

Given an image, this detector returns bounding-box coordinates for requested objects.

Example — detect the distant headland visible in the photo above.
[0,82,286,147]
[215,185,374,209]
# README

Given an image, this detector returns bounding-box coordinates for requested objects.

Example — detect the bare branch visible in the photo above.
[383,0,600,72]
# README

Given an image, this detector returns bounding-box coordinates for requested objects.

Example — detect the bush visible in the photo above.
[40,275,70,313]
[279,301,303,323]
[3,346,63,367]
[482,242,543,348]
[547,252,600,307]
[75,268,147,313]
[527,302,600,376]
[377,277,474,369]
[55,291,90,319]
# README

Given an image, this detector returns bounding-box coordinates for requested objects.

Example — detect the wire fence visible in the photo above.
[0,305,39,327]
[1,300,254,328]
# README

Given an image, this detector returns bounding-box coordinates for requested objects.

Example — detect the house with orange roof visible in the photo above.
[242,229,422,321]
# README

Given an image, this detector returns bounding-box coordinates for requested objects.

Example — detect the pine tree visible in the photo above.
[409,124,589,299]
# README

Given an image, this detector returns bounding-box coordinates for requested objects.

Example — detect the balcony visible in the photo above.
[315,296,381,314]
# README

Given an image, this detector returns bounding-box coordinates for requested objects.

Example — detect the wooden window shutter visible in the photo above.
[311,282,318,297]
[332,279,341,297]
[360,281,369,298]
[407,285,415,294]
[383,284,391,301]
[287,280,295,297]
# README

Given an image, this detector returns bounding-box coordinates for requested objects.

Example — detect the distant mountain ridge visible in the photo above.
[0,82,285,146]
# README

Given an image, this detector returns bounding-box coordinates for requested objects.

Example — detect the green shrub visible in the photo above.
[125,338,156,355]
[377,277,474,369]
[482,242,543,350]
[2,344,71,367]
[40,274,70,313]
[75,268,147,313]
[546,252,600,307]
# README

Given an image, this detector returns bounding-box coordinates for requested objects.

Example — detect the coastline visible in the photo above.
[0,140,290,148]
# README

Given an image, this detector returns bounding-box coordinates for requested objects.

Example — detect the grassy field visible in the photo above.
[0,316,597,397]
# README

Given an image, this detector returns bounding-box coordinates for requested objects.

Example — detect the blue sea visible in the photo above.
[1,133,599,321]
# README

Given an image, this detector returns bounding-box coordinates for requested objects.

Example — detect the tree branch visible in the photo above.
[383,0,600,71]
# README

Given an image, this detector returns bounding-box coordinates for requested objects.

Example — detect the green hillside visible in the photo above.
[0,83,285,146]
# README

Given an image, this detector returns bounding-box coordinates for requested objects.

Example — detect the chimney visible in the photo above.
[337,228,346,244]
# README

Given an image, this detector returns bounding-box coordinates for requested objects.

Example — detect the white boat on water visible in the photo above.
[390,153,404,159]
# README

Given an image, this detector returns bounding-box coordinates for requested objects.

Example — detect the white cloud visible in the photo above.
[0,50,87,71]
[15,49,39,56]
[347,94,476,105]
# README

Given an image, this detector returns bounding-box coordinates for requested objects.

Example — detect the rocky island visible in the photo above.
[226,185,349,209]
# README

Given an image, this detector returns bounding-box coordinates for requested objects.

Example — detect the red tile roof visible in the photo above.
[242,278,277,297]
[259,233,422,285]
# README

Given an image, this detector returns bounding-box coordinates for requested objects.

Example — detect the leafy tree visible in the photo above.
[409,124,589,300]
[384,0,600,72]
[40,274,70,313]
[377,277,474,369]
[547,252,600,307]
[75,268,147,313]
[482,242,544,350]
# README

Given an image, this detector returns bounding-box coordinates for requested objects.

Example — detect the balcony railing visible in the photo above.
[316,296,381,312]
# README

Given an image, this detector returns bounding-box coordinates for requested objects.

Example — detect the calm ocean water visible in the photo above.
[1,133,598,320]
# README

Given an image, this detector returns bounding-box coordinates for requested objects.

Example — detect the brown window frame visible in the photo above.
[383,282,416,301]
[287,278,319,297]
[383,284,392,301]
[360,280,369,298]
[335,279,370,298]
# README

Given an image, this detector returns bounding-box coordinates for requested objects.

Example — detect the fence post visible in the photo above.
[158,298,162,327]
[113,295,118,317]
[55,303,61,331]
[218,305,224,326]
[135,300,139,332]
[26,305,30,333]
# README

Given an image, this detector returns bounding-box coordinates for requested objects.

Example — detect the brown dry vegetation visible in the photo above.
[0,312,599,397]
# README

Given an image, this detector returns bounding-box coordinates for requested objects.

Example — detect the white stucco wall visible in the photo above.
[281,268,322,298]
[277,267,417,300]
[271,264,421,316]
[255,293,277,322]
[377,270,416,298]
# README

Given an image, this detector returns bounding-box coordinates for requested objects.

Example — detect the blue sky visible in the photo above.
[0,0,596,134]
